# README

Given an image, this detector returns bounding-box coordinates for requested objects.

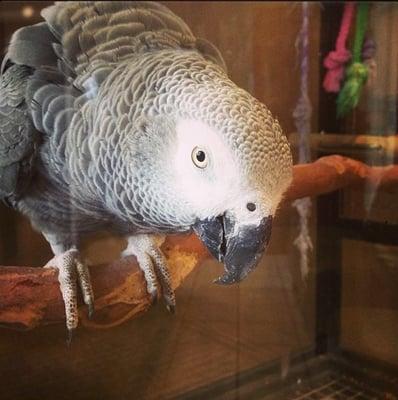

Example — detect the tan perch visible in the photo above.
[0,154,397,330]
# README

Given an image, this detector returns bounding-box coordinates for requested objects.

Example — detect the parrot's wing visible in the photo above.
[38,1,227,91]
[1,17,85,187]
[0,64,39,199]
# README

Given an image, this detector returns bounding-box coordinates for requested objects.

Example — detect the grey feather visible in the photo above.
[196,38,228,72]
[0,163,19,197]
[0,65,38,198]
[5,23,57,70]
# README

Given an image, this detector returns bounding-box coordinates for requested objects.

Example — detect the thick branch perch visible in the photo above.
[0,235,209,330]
[284,154,398,201]
[1,154,397,330]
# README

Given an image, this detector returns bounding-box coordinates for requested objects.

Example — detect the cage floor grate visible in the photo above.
[286,373,396,400]
[175,353,398,400]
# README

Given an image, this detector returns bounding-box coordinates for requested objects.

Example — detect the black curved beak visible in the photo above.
[193,213,273,285]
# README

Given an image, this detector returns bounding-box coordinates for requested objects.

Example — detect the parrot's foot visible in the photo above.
[122,235,175,312]
[44,249,94,343]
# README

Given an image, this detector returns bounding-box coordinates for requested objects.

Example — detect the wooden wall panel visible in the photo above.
[341,239,398,366]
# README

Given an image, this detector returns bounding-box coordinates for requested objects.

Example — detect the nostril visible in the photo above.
[246,202,256,212]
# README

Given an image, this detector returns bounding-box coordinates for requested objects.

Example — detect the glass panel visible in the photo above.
[0,2,397,399]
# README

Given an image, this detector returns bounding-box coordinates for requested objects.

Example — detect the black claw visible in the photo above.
[166,304,176,314]
[213,272,239,285]
[66,328,75,347]
[88,303,94,319]
[213,276,229,285]
[150,292,158,305]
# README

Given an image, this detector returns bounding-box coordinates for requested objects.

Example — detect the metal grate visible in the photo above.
[286,373,397,400]
[175,353,398,400]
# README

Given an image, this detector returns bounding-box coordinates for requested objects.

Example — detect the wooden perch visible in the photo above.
[285,154,398,201]
[0,235,209,330]
[1,154,398,331]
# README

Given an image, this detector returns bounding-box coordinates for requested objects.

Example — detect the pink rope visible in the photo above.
[323,2,356,93]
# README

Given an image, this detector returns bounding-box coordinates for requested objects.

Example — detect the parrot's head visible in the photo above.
[172,108,292,285]
[123,59,292,285]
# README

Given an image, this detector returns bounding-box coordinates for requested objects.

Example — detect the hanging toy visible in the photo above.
[323,2,356,93]
[362,37,377,87]
[292,2,313,278]
[337,3,370,118]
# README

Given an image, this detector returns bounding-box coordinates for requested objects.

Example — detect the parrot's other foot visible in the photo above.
[44,249,94,339]
[122,235,176,312]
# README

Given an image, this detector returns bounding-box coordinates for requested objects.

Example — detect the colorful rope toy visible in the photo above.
[337,3,370,118]
[293,2,313,278]
[323,3,356,93]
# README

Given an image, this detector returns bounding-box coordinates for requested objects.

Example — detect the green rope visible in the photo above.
[337,2,370,118]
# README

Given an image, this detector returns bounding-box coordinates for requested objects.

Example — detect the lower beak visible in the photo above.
[193,213,273,285]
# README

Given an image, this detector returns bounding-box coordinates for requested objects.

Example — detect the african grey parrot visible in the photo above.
[0,1,292,339]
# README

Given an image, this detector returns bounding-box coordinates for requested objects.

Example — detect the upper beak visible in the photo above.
[193,213,273,285]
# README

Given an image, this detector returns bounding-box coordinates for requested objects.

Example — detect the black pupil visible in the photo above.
[247,202,256,212]
[196,150,206,163]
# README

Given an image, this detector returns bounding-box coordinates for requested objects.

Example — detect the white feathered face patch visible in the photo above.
[172,118,242,219]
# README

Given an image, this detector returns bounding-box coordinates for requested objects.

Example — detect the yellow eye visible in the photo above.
[191,147,208,168]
